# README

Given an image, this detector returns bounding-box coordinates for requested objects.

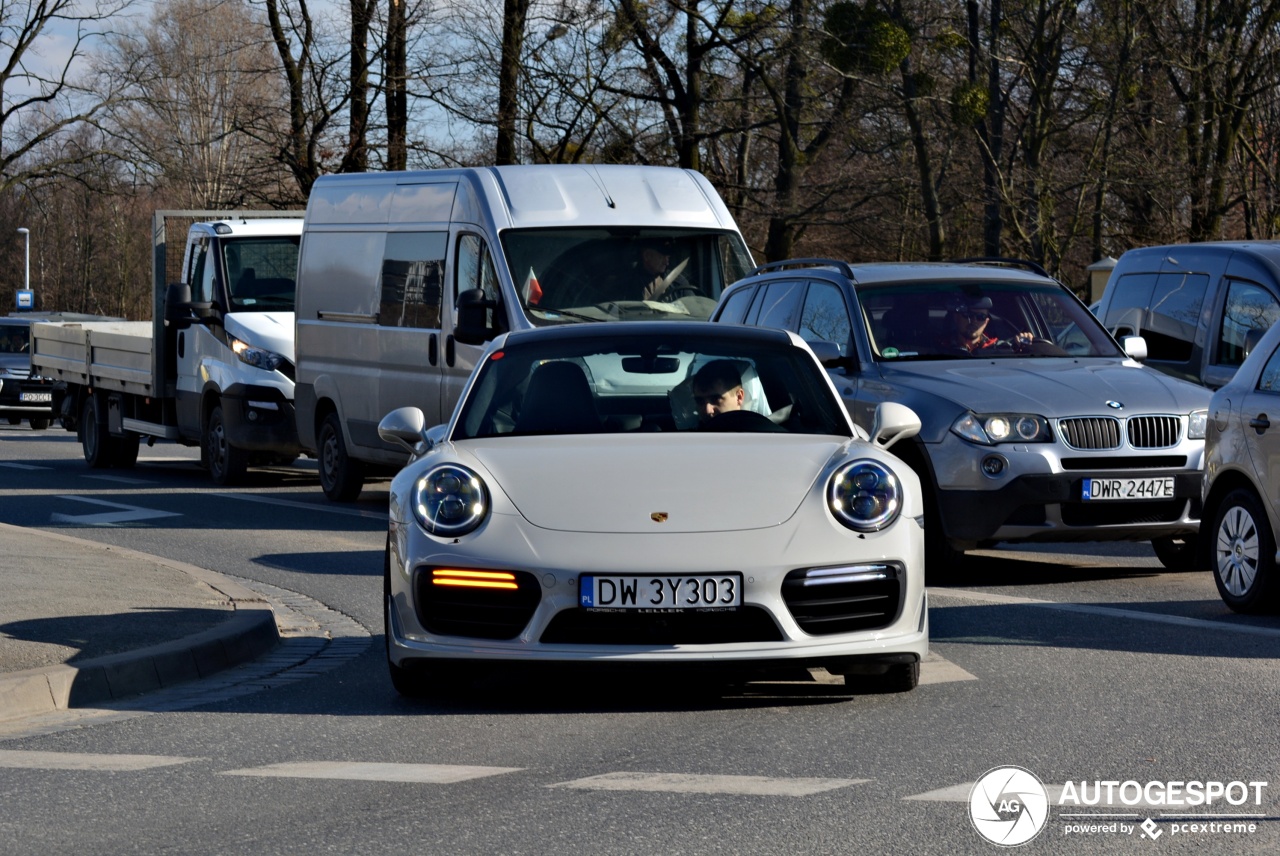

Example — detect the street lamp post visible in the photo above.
[16,227,29,298]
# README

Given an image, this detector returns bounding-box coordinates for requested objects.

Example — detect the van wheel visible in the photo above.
[206,404,248,486]
[319,412,365,501]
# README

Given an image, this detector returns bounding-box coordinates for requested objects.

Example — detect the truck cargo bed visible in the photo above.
[30,321,156,396]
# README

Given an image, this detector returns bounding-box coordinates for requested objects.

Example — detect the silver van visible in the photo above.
[294,165,754,500]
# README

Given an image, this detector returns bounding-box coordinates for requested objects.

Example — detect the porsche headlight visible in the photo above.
[828,460,902,532]
[229,335,285,372]
[952,412,1051,444]
[1187,409,1208,440]
[412,464,489,537]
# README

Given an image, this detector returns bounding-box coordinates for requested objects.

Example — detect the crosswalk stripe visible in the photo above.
[0,749,197,771]
[221,762,523,783]
[548,772,867,796]
[0,462,49,470]
[920,652,978,685]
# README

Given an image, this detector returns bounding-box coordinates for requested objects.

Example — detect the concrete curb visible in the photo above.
[0,523,280,722]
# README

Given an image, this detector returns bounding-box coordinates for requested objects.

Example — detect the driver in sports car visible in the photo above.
[631,238,693,301]
[940,295,1033,354]
[691,359,746,423]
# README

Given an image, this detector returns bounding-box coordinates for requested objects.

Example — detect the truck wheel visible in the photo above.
[319,412,365,501]
[80,397,115,468]
[114,432,140,468]
[29,417,50,430]
[206,404,249,486]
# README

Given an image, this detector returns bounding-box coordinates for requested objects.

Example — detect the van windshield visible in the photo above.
[222,237,301,312]
[499,228,754,326]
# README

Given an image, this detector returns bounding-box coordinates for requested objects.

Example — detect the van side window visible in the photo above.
[1258,345,1280,393]
[717,286,755,325]
[379,232,446,329]
[1216,280,1280,368]
[456,233,506,333]
[1104,273,1157,337]
[798,281,852,354]
[1143,272,1207,362]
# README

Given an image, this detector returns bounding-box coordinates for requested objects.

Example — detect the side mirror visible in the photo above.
[871,401,922,449]
[164,282,194,329]
[454,288,499,346]
[378,406,429,453]
[806,339,855,372]
[1244,327,1267,360]
[1121,335,1148,361]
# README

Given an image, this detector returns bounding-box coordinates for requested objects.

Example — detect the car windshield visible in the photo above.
[0,325,29,354]
[499,228,754,326]
[454,333,851,439]
[858,279,1123,361]
[222,236,301,312]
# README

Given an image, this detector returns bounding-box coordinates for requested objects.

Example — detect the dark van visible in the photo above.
[1094,242,1280,389]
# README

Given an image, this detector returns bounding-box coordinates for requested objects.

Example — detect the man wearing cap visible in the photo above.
[941,295,1033,354]
[630,238,690,301]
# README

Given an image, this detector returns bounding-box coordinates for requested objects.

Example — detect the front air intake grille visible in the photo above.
[781,563,902,635]
[1058,417,1121,450]
[1127,416,1181,449]
[539,607,783,644]
[1061,500,1187,526]
[414,567,541,640]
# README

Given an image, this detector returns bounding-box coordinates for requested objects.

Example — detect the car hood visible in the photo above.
[882,359,1211,417]
[224,312,295,361]
[0,353,29,376]
[463,435,849,533]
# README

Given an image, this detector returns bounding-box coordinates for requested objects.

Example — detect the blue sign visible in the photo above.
[15,289,33,310]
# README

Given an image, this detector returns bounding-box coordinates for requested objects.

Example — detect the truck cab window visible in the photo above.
[379,232,446,329]
[189,238,215,304]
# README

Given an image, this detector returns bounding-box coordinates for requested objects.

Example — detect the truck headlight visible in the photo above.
[413,464,489,537]
[1188,409,1208,440]
[828,460,902,532]
[229,335,285,372]
[952,412,1051,444]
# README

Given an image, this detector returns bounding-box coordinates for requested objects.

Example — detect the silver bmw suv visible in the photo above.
[712,258,1212,573]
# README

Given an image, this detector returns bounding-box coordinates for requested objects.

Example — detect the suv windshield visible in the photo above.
[500,228,754,326]
[0,324,29,355]
[858,280,1122,360]
[454,333,850,439]
[223,236,301,312]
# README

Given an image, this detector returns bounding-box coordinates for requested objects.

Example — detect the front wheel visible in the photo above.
[1151,535,1202,571]
[205,404,248,486]
[1211,489,1280,613]
[80,397,114,468]
[844,661,920,694]
[318,412,365,501]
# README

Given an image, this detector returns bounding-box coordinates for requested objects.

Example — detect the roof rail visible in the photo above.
[949,256,1050,278]
[749,258,856,279]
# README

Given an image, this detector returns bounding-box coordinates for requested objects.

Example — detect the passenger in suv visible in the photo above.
[712,258,1213,573]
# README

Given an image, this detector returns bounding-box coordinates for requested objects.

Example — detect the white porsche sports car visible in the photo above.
[379,322,927,696]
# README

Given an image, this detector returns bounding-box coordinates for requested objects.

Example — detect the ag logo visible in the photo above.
[969,766,1050,847]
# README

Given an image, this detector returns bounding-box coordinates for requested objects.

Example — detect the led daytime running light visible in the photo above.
[432,569,517,590]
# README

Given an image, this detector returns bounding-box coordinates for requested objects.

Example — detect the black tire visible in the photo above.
[28,417,49,430]
[1151,535,1203,571]
[80,397,114,468]
[6,415,21,425]
[205,404,248,486]
[318,412,365,501]
[114,432,140,468]
[385,544,457,699]
[846,661,920,694]
[922,481,965,582]
[1210,489,1280,614]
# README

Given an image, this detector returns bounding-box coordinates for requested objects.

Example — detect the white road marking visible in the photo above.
[548,772,867,796]
[0,462,49,470]
[919,651,978,685]
[931,587,1280,639]
[221,762,523,783]
[0,749,198,771]
[82,474,155,485]
[49,495,182,526]
[211,492,386,520]
[905,782,1067,803]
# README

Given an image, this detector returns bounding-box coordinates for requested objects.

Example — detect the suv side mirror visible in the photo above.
[806,339,855,373]
[454,288,499,346]
[1121,336,1148,361]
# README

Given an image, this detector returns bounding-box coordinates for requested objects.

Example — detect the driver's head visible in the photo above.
[950,295,992,338]
[639,238,673,275]
[691,360,745,422]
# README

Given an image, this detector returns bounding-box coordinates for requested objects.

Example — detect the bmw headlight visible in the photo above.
[952,412,1051,444]
[229,335,285,372]
[828,460,902,532]
[412,464,489,537]
[1188,409,1208,440]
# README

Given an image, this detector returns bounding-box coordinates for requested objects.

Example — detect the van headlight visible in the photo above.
[1188,409,1208,440]
[413,464,489,537]
[953,412,1051,444]
[828,460,901,532]
[229,335,285,372]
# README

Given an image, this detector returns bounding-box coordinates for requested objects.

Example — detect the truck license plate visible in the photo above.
[580,574,742,612]
[20,392,51,403]
[1081,477,1175,500]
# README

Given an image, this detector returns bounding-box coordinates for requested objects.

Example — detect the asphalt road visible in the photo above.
[1,425,1278,855]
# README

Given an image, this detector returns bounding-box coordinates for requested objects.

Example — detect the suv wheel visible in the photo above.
[1211,489,1280,613]
[318,412,365,501]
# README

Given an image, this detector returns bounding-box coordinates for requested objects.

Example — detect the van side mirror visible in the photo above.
[1121,335,1147,361]
[455,288,499,346]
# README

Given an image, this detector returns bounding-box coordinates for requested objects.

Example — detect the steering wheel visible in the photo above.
[661,281,706,302]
